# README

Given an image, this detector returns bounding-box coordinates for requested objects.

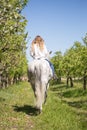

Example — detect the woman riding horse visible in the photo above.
[30,35,55,77]
[28,35,57,113]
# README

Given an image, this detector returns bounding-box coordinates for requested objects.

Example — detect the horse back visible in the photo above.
[28,59,52,82]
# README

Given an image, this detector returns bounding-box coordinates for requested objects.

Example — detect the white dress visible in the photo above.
[30,44,49,60]
[30,43,54,77]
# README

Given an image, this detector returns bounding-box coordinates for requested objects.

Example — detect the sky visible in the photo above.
[22,0,87,61]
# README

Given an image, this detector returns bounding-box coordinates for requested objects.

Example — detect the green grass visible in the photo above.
[0,81,87,130]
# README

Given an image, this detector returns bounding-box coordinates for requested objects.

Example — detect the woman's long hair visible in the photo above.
[31,35,45,51]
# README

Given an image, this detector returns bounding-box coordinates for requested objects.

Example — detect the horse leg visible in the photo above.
[44,83,49,104]
[44,90,47,104]
[34,83,42,113]
[35,82,47,113]
[40,81,47,105]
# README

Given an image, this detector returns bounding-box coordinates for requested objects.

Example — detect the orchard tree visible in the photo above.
[83,33,87,46]
[51,51,63,83]
[62,46,76,87]
[82,34,87,89]
[0,0,28,87]
[63,40,87,89]
[72,41,87,90]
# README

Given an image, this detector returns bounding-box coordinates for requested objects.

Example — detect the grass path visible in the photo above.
[0,82,87,130]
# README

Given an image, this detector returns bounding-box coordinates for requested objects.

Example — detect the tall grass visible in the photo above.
[0,81,87,130]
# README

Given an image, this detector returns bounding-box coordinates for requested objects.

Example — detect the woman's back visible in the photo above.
[29,35,57,80]
[30,35,49,59]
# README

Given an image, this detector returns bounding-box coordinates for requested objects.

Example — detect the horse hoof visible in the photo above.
[37,108,42,114]
[35,107,42,114]
[36,109,42,115]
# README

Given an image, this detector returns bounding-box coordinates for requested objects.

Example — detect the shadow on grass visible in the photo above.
[51,84,87,98]
[64,100,87,109]
[67,100,87,129]
[62,88,87,98]
[0,97,5,102]
[51,83,87,110]
[13,105,40,116]
[50,84,68,92]
[50,83,87,129]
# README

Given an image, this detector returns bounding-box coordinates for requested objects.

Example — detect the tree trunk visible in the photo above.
[69,77,73,87]
[66,76,73,87]
[58,77,61,83]
[66,77,69,86]
[13,74,17,84]
[83,71,87,90]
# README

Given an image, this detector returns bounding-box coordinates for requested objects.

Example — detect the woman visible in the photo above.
[30,35,57,79]
[30,35,50,60]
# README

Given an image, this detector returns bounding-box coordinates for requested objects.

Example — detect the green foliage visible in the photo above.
[0,0,28,87]
[63,41,83,77]
[51,51,63,77]
[83,33,87,47]
[52,36,87,88]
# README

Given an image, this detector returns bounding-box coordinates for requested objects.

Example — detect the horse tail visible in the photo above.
[34,81,42,111]
[34,67,43,111]
[34,66,47,111]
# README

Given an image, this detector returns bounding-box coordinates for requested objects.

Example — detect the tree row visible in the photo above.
[51,34,87,90]
[0,0,28,88]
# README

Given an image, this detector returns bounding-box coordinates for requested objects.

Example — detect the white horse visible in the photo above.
[27,59,53,113]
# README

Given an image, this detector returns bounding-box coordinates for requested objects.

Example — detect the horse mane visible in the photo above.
[31,35,45,51]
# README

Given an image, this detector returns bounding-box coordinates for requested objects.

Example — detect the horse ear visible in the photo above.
[49,51,52,54]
